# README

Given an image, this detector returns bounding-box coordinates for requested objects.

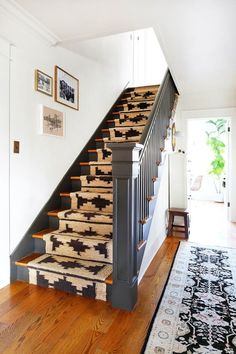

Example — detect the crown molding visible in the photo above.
[0,0,60,46]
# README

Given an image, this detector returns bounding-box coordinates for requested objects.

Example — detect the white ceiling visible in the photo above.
[14,0,236,108]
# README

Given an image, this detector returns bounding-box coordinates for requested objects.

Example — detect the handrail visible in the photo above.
[139,69,170,149]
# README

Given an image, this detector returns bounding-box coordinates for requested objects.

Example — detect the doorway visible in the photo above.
[187,118,230,239]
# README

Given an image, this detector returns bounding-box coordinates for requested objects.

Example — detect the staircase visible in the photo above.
[14,84,160,303]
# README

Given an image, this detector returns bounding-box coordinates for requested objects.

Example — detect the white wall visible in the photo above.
[133,28,167,86]
[0,37,10,287]
[64,27,167,88]
[66,31,133,93]
[169,97,188,209]
[139,157,169,282]
[0,11,134,260]
[169,153,187,208]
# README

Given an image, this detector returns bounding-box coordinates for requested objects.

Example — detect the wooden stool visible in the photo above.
[168,208,190,239]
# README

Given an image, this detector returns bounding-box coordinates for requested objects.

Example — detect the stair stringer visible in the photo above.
[10,89,127,283]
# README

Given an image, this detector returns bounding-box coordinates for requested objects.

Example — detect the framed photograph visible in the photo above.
[35,70,53,96]
[54,66,79,110]
[41,105,65,137]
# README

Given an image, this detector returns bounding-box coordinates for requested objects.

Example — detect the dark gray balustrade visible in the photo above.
[109,70,178,310]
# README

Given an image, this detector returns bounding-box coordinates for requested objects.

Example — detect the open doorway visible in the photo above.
[187,118,230,234]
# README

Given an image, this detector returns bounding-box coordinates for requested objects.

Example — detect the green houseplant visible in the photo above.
[205,119,226,196]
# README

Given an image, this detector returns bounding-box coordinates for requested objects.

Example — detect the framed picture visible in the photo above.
[41,105,65,137]
[54,66,79,110]
[35,70,53,96]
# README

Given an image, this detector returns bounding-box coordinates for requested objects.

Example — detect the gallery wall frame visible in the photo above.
[40,105,65,137]
[54,65,79,110]
[35,69,53,96]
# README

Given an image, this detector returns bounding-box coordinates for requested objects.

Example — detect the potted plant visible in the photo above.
[205,119,226,201]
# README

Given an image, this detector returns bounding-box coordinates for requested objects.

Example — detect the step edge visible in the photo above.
[15,253,42,267]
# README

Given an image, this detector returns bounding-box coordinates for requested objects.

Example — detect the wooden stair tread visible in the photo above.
[15,253,42,267]
[32,228,56,239]
[47,209,66,217]
[60,192,70,197]
[105,274,113,285]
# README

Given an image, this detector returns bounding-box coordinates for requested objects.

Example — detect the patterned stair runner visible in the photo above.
[27,85,159,301]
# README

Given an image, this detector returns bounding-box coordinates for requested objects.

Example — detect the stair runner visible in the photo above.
[26,85,159,301]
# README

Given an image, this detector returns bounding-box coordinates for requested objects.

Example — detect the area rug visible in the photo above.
[142,242,236,353]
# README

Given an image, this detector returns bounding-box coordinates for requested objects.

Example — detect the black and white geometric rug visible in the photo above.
[143,242,236,353]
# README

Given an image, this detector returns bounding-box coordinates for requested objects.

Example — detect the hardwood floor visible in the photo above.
[0,200,236,354]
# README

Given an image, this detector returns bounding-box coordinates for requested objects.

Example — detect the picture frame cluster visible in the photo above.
[35,66,79,111]
[35,66,79,137]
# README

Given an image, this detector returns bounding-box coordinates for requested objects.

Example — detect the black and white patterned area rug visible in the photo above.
[142,242,236,354]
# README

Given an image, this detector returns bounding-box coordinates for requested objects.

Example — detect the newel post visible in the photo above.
[107,142,143,311]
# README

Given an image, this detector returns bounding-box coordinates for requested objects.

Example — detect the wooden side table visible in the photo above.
[167,208,190,239]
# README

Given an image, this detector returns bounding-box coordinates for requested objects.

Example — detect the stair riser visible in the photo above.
[108,118,148,128]
[60,196,71,209]
[119,95,156,104]
[58,219,112,238]
[58,210,113,224]
[80,165,112,176]
[126,86,158,94]
[80,175,112,188]
[112,111,151,120]
[71,180,112,193]
[121,94,156,102]
[114,101,154,113]
[44,234,112,263]
[102,133,143,143]
[88,151,112,164]
[49,215,59,229]
[102,126,145,140]
[29,268,109,301]
[70,194,113,213]
[34,238,45,253]
[71,179,81,192]
[95,141,105,149]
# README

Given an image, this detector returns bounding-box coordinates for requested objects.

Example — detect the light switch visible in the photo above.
[13,141,20,154]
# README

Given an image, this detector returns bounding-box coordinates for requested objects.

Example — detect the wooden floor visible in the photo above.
[0,200,236,353]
